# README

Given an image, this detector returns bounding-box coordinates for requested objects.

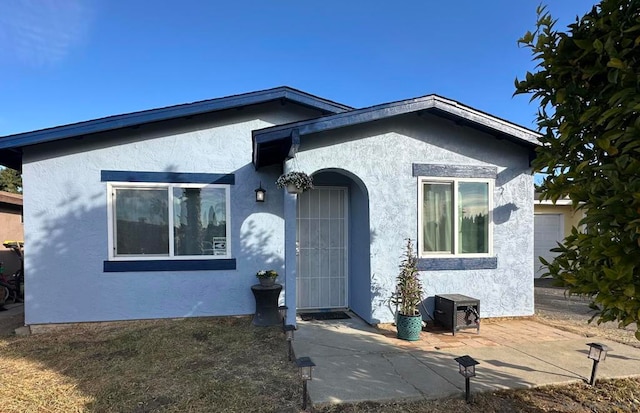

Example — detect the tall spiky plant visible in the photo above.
[393,239,422,316]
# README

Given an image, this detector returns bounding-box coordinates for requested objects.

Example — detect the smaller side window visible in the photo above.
[419,178,492,257]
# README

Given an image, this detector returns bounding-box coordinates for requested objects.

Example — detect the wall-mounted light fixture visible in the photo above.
[255,182,266,202]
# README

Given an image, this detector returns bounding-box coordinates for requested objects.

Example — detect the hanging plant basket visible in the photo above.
[276,171,314,194]
[285,183,303,194]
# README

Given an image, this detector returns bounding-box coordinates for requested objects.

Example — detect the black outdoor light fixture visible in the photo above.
[455,355,479,403]
[284,324,295,361]
[587,342,610,386]
[296,356,316,410]
[255,182,266,202]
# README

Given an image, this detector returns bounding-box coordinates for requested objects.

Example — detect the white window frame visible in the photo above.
[107,182,231,260]
[418,177,494,258]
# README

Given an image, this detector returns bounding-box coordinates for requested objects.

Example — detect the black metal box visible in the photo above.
[434,294,480,335]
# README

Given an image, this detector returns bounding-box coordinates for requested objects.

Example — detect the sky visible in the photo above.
[0,0,598,137]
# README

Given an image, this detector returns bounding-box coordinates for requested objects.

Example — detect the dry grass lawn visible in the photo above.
[0,317,302,412]
[0,315,639,412]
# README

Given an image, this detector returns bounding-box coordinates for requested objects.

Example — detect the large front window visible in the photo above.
[109,183,230,259]
[419,178,492,257]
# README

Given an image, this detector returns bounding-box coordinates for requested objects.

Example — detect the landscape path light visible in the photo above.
[296,356,316,410]
[587,342,610,386]
[284,324,295,361]
[279,305,288,326]
[454,355,479,403]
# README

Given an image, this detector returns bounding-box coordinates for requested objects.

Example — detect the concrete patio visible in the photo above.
[291,314,640,406]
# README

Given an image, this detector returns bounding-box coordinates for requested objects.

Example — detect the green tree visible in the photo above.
[0,167,22,193]
[515,1,640,339]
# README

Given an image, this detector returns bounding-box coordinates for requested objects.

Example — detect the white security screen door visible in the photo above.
[297,187,348,309]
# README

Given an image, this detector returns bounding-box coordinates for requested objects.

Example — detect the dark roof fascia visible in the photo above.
[253,94,542,148]
[0,87,352,151]
[0,149,22,171]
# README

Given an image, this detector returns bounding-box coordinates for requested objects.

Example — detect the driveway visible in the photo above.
[0,302,24,336]
[534,278,639,347]
[534,278,595,321]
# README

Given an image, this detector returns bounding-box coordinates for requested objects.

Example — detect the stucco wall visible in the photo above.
[291,113,535,323]
[22,101,536,325]
[22,102,320,324]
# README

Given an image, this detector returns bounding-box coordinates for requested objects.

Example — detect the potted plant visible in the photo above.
[276,171,313,194]
[391,239,423,341]
[256,269,278,287]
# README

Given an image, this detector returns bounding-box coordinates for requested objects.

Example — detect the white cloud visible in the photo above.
[0,0,94,66]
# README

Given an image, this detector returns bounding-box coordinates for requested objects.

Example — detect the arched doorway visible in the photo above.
[295,169,372,322]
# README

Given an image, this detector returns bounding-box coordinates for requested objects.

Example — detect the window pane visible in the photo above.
[459,182,489,254]
[422,183,453,253]
[173,186,227,256]
[115,188,169,255]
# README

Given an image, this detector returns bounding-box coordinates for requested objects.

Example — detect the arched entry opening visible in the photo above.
[296,169,372,322]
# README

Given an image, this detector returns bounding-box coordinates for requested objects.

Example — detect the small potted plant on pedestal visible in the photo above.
[276,171,313,194]
[256,269,278,287]
[391,239,423,341]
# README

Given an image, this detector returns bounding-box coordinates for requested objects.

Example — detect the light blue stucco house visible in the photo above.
[0,87,540,327]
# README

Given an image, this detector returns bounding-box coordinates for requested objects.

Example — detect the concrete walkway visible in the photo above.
[291,315,640,405]
[0,302,24,318]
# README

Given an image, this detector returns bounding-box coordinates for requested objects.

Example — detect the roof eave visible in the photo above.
[0,87,352,152]
[252,95,541,169]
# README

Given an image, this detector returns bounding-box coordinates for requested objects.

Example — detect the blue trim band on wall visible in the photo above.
[101,170,235,185]
[104,259,237,272]
[412,164,497,179]
[417,257,497,271]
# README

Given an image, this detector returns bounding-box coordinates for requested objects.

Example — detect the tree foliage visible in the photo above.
[515,0,640,339]
[0,168,22,193]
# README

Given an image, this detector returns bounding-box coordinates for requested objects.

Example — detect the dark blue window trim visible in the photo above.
[104,259,236,272]
[101,170,235,185]
[412,164,497,179]
[417,257,497,271]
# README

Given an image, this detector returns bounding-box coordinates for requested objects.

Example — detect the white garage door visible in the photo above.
[534,214,563,278]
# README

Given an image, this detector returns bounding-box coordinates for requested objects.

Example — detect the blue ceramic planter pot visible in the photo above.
[396,313,422,341]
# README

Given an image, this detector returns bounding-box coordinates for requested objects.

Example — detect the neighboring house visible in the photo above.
[533,194,584,278]
[0,191,23,276]
[0,87,540,326]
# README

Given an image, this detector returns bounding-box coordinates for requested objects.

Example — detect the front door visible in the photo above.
[296,187,348,309]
